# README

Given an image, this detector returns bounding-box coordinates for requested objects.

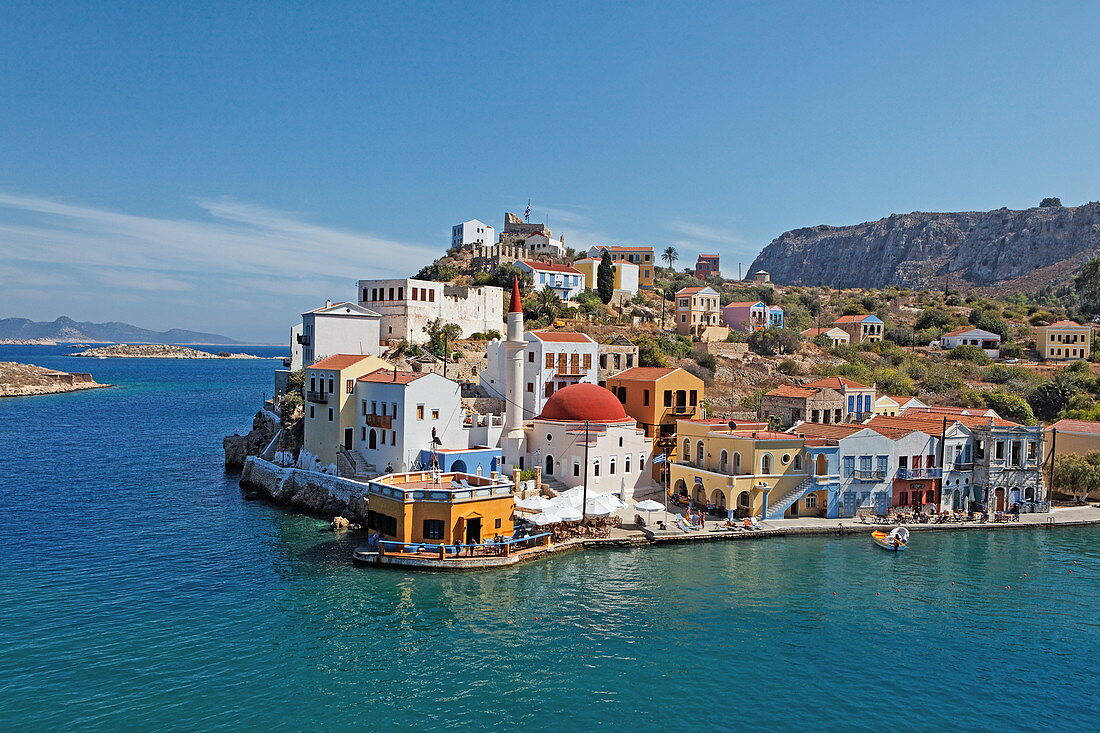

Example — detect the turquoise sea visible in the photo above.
[1,345,1097,732]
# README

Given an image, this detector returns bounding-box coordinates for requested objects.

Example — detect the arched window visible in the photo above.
[368,429,377,450]
[761,454,772,474]
[794,454,803,471]
[696,441,705,464]
[682,438,690,459]
[545,454,554,475]
[593,459,601,477]
[618,436,624,447]
[719,450,728,472]
[733,452,741,471]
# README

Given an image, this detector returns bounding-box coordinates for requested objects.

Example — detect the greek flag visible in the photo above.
[524,201,531,222]
[652,452,667,464]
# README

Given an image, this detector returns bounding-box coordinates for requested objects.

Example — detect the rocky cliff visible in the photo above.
[748,202,1100,291]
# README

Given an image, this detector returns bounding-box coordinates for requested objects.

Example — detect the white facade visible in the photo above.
[523,232,567,258]
[482,330,599,419]
[526,418,654,501]
[294,302,382,370]
[451,219,495,249]
[357,278,504,342]
[514,261,585,300]
[940,328,1002,358]
[354,370,467,473]
[616,260,639,295]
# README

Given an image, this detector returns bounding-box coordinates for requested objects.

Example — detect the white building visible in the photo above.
[523,232,567,259]
[940,327,1002,358]
[525,383,654,501]
[514,260,585,300]
[357,278,504,342]
[293,301,382,370]
[451,219,495,249]
[354,369,467,473]
[482,329,598,419]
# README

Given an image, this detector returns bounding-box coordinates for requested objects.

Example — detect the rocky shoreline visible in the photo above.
[0,361,111,397]
[71,343,271,359]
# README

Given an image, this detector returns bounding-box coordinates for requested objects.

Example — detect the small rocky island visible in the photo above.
[0,361,111,397]
[70,344,269,359]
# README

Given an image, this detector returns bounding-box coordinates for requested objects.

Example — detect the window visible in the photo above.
[696,441,705,464]
[794,454,803,471]
[423,519,444,539]
[431,409,440,420]
[843,456,855,477]
[328,408,334,422]
[900,491,909,505]
[995,441,1005,460]
[689,390,698,406]
[625,455,631,473]
[392,404,398,421]
[593,460,601,477]
[782,453,791,465]
[640,454,646,471]
[664,390,673,407]
[417,405,425,420]
[859,456,871,473]
[733,452,741,470]
[527,382,534,393]
[583,354,592,369]
[327,377,334,393]
[610,458,616,475]
[529,352,535,363]
[805,494,817,508]
[719,450,728,471]
[898,456,908,470]
[310,376,316,391]
[309,405,315,419]
[682,438,690,458]
[761,454,772,473]
[643,389,650,406]
[1027,442,1037,462]
[361,427,366,440]
[545,383,554,397]
[573,463,580,477]
[495,518,502,529]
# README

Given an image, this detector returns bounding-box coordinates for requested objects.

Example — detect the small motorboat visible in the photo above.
[872,527,909,551]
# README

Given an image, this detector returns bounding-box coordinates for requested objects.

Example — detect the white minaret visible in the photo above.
[500,277,528,469]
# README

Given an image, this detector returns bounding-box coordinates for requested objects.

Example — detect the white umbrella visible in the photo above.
[528,511,563,526]
[515,496,556,511]
[555,487,586,507]
[553,505,583,522]
[634,499,664,512]
[585,494,625,516]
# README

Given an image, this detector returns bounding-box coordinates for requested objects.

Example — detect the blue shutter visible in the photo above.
[843,456,855,477]
[848,395,855,413]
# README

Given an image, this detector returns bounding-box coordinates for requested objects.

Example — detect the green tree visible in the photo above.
[982,391,1037,425]
[1074,257,1100,318]
[949,344,992,365]
[414,262,461,282]
[748,328,800,356]
[422,318,462,359]
[1052,453,1100,502]
[915,308,953,331]
[969,307,1009,340]
[1028,380,1077,421]
[662,246,678,269]
[597,250,615,304]
[1039,197,1063,208]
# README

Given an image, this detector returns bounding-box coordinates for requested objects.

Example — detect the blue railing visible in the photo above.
[377,533,551,557]
[896,468,942,480]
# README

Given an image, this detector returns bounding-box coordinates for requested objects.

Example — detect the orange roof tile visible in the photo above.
[357,368,429,385]
[765,385,819,398]
[308,354,377,371]
[790,423,865,439]
[1047,419,1100,434]
[607,366,680,381]
[1046,320,1086,328]
[518,260,582,274]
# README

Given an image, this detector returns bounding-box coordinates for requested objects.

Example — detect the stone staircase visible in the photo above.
[764,478,816,520]
[338,450,376,479]
[541,474,573,494]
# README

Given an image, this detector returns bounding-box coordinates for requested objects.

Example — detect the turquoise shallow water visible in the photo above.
[1,346,1097,732]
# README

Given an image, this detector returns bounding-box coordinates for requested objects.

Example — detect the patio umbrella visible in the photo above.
[528,511,563,526]
[585,494,625,516]
[634,499,664,512]
[553,505,584,522]
[515,496,556,511]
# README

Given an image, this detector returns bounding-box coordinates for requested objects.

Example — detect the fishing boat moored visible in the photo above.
[872,527,909,551]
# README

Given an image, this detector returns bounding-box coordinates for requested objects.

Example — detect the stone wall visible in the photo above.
[696,342,749,357]
[240,456,371,521]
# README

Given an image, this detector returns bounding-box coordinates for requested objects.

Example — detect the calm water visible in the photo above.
[1,346,1097,732]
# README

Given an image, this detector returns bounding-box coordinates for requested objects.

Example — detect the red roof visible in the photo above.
[765,385,818,398]
[308,354,377,371]
[607,367,682,381]
[357,368,428,385]
[519,260,581,274]
[509,276,522,313]
[676,286,708,295]
[1046,320,1085,328]
[598,245,653,252]
[1047,419,1100,434]
[803,376,871,390]
[801,327,840,336]
[791,423,865,439]
[528,330,594,343]
[832,314,875,323]
[537,383,631,423]
[726,301,763,308]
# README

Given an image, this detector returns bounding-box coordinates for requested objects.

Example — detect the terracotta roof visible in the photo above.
[1046,320,1085,328]
[790,423,864,439]
[607,367,680,381]
[726,301,763,308]
[726,430,798,441]
[803,376,871,390]
[598,245,653,252]
[801,327,842,337]
[357,368,429,385]
[676,286,707,295]
[308,354,378,371]
[765,385,818,398]
[832,314,879,323]
[868,412,1018,431]
[528,330,594,343]
[1048,419,1100,434]
[518,260,581,274]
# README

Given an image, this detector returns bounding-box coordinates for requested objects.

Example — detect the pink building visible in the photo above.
[722,300,784,331]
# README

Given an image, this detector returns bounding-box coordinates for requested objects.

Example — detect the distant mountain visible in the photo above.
[0,316,242,344]
[748,201,1100,292]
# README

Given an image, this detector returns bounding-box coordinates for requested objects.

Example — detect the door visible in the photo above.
[546,454,554,475]
[994,488,1005,512]
[343,428,353,450]
[466,517,482,544]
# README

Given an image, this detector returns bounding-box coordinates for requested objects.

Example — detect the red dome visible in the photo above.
[537,383,630,423]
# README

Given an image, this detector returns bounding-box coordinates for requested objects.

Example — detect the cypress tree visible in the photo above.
[597,250,615,304]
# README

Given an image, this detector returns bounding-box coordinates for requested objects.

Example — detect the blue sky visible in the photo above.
[2,1,1098,342]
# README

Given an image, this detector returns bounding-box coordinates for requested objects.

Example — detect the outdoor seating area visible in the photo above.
[376,533,551,560]
[857,508,1027,525]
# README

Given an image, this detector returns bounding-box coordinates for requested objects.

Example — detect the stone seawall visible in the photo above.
[240,456,370,521]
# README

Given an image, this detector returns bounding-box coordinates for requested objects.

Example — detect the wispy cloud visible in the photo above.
[667,221,747,247]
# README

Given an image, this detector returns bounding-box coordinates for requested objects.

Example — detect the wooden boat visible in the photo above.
[872,527,909,551]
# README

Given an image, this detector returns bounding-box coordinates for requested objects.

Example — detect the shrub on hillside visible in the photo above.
[949,344,992,365]
[1028,380,1078,421]
[748,328,800,356]
[694,352,717,371]
[915,308,953,331]
[921,366,963,394]
[872,367,916,396]
[983,391,1037,425]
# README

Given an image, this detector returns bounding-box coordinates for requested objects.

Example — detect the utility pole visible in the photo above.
[581,420,590,520]
[443,332,448,380]
[1047,427,1057,504]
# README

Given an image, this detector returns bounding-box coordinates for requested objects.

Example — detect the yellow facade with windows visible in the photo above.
[365,471,515,545]
[303,354,392,467]
[667,420,824,517]
[1036,321,1092,361]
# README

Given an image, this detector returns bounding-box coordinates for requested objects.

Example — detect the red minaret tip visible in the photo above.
[509,276,523,313]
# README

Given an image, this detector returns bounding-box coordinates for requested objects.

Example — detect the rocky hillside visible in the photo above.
[0,316,240,344]
[749,201,1100,291]
[0,361,110,397]
[70,344,266,359]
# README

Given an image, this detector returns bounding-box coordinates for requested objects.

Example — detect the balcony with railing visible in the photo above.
[896,467,942,480]
[854,469,887,481]
[364,414,393,429]
[669,404,695,416]
[296,333,311,346]
[306,390,328,404]
[949,462,973,471]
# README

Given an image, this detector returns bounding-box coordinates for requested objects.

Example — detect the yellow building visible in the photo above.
[1046,419,1100,499]
[365,470,515,545]
[674,285,728,341]
[1036,320,1092,361]
[604,367,705,439]
[668,420,834,519]
[590,245,656,289]
[303,353,392,468]
[574,257,639,295]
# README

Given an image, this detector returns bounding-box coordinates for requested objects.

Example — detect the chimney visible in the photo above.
[325,299,332,308]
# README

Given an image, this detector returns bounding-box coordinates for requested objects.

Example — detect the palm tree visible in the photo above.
[662,246,678,270]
